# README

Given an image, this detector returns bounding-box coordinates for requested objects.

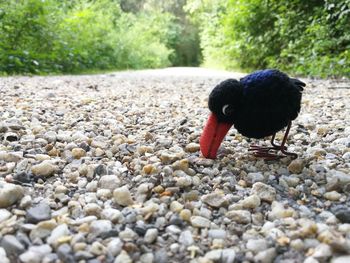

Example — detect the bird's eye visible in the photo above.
[222,104,234,116]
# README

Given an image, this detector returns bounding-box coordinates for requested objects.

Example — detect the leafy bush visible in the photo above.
[1,0,349,77]
[185,0,228,68]
[0,0,63,73]
[0,0,172,74]
[188,0,350,77]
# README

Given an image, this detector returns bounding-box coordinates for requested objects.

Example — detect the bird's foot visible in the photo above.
[248,145,297,160]
[248,145,282,160]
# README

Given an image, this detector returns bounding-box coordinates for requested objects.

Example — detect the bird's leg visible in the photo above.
[278,121,298,159]
[249,134,281,152]
[270,133,287,151]
[249,121,297,160]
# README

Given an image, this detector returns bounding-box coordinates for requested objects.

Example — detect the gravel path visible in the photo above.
[0,67,349,263]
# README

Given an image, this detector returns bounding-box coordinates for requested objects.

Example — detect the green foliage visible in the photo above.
[142,0,202,66]
[185,0,228,68]
[0,0,62,73]
[0,0,172,74]
[1,0,349,77]
[189,0,350,77]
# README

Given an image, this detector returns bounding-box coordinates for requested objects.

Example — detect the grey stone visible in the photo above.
[202,192,228,208]
[179,230,194,246]
[57,244,75,263]
[154,248,168,263]
[252,182,276,203]
[208,229,227,239]
[90,220,113,236]
[333,206,350,223]
[26,202,51,223]
[0,235,25,256]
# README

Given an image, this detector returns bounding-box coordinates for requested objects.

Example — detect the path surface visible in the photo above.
[0,67,349,263]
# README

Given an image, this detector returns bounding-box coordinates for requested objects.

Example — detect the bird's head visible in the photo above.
[200,79,243,159]
[208,79,243,123]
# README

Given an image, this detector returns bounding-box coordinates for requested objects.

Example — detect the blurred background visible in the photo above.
[0,0,349,77]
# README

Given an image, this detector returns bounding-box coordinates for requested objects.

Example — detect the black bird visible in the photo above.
[200,69,305,160]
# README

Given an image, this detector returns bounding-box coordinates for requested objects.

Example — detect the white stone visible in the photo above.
[0,209,12,223]
[332,256,350,263]
[304,257,319,263]
[19,245,52,263]
[113,186,134,206]
[222,249,236,263]
[323,191,341,201]
[107,238,123,257]
[254,248,276,263]
[31,161,58,177]
[268,201,296,220]
[241,195,261,209]
[83,203,102,216]
[0,183,24,208]
[144,228,158,244]
[140,253,154,263]
[101,208,123,223]
[90,220,112,236]
[312,243,332,260]
[205,249,223,261]
[208,229,227,239]
[90,241,107,256]
[19,251,40,263]
[99,175,122,190]
[0,151,22,162]
[114,250,132,263]
[170,201,184,212]
[0,247,9,263]
[47,224,70,246]
[119,227,137,241]
[226,210,251,224]
[246,239,268,253]
[202,192,228,208]
[191,216,211,228]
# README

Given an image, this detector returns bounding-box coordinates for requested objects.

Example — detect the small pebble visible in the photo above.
[71,148,86,159]
[202,192,228,208]
[113,186,134,206]
[26,202,52,223]
[0,182,24,208]
[144,229,158,244]
[252,182,276,203]
[226,210,251,224]
[31,161,58,177]
[191,216,211,228]
[288,159,304,174]
[324,191,341,201]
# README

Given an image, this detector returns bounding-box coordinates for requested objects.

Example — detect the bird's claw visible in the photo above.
[248,145,297,160]
[248,145,282,160]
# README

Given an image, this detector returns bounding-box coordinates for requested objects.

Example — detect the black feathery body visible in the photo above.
[208,69,305,139]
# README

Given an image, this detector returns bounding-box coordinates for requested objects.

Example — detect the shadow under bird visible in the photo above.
[200,69,306,160]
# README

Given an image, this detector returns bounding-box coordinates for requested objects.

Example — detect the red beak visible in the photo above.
[200,113,233,159]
